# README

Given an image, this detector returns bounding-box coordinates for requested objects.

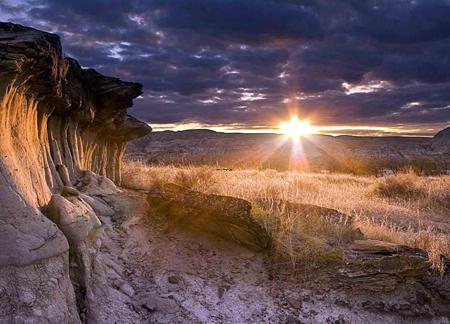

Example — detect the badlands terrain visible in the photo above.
[127,128,450,173]
[0,22,449,324]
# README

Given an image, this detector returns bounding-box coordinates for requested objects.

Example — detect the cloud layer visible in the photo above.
[2,0,450,134]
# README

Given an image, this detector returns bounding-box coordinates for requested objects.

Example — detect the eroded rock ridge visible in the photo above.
[0,22,150,323]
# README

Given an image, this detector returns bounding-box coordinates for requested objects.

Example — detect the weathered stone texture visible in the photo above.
[0,22,150,322]
[147,183,271,252]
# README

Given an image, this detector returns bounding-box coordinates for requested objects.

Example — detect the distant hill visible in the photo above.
[429,127,450,156]
[126,128,450,174]
[434,127,450,139]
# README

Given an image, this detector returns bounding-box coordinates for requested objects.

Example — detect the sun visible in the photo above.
[279,116,315,138]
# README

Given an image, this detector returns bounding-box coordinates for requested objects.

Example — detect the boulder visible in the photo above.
[76,170,121,196]
[147,183,270,252]
[46,194,102,244]
[80,193,115,217]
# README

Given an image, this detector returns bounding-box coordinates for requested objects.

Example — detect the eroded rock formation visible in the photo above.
[0,22,150,322]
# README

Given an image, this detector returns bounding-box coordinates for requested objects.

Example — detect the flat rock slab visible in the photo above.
[340,239,430,292]
[351,239,401,253]
[147,183,271,252]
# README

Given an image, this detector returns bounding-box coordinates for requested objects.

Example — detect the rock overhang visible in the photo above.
[0,21,151,143]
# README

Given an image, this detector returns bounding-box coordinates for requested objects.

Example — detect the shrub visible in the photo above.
[371,169,423,198]
[411,156,439,175]
[173,166,216,190]
[335,156,377,175]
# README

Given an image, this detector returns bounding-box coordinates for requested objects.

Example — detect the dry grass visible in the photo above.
[122,161,217,191]
[371,169,423,198]
[251,203,354,271]
[122,161,450,270]
[371,168,450,210]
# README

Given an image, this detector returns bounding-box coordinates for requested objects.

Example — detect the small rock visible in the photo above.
[61,186,79,197]
[120,283,135,297]
[141,303,156,313]
[335,314,348,324]
[217,286,226,299]
[20,291,36,306]
[302,295,311,302]
[47,278,58,287]
[287,296,302,309]
[285,315,302,324]
[309,309,318,316]
[139,294,180,314]
[168,275,181,284]
[334,298,350,308]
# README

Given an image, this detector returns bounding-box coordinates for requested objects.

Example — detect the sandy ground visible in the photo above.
[92,190,449,324]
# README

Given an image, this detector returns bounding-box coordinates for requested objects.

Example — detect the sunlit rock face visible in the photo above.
[0,22,150,323]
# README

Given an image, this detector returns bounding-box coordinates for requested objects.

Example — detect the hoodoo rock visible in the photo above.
[0,22,150,322]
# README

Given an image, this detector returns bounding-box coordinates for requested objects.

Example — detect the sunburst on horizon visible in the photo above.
[279,116,316,138]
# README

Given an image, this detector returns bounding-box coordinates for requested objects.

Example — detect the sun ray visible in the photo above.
[277,116,315,170]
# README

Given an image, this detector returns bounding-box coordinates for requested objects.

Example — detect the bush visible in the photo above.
[371,169,423,198]
[411,156,439,175]
[173,166,216,190]
[334,156,377,175]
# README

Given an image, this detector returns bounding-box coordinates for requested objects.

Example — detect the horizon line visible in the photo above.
[147,123,444,138]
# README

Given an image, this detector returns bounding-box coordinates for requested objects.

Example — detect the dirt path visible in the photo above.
[93,190,448,324]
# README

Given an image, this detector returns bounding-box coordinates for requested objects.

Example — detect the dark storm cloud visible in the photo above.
[1,0,450,133]
[149,0,323,44]
[348,0,450,44]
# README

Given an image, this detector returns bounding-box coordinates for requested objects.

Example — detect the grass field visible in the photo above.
[123,161,450,271]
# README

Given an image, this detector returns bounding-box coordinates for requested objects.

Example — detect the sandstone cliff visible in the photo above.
[0,22,150,323]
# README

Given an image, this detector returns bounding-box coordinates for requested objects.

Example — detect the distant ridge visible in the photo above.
[126,127,450,172]
[152,127,443,139]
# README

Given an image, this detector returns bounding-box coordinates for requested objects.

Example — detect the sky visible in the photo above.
[1,0,450,136]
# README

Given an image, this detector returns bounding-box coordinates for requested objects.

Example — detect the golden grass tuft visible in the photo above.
[173,166,216,189]
[371,169,423,198]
